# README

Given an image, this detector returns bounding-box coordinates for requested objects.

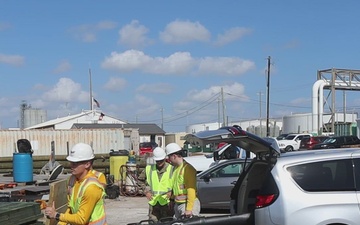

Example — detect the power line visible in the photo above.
[135,92,221,123]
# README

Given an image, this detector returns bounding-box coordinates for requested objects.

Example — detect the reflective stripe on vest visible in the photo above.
[173,162,188,203]
[68,177,107,225]
[92,170,101,178]
[145,163,174,206]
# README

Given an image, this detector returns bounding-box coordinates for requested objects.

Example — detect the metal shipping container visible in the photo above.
[0,129,139,157]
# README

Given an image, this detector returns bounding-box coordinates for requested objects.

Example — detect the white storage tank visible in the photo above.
[282,113,313,134]
[283,112,358,135]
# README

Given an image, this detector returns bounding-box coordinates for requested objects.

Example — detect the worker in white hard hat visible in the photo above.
[138,147,174,222]
[165,143,200,219]
[44,142,107,225]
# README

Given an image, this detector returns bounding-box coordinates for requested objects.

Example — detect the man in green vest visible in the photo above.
[139,147,174,222]
[44,142,107,225]
[165,143,201,219]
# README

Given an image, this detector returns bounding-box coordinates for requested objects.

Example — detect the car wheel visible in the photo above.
[285,146,293,151]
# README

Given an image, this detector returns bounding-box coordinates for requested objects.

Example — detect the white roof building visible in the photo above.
[24,110,125,130]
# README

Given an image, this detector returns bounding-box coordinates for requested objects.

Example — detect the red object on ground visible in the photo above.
[139,142,158,155]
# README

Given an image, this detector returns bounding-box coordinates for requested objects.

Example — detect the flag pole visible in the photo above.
[89,67,93,111]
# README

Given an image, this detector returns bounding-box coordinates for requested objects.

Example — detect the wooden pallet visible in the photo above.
[0,202,43,225]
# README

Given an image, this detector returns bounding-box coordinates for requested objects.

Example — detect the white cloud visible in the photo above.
[175,82,247,113]
[101,50,195,75]
[52,60,72,74]
[0,53,24,66]
[97,21,117,30]
[136,83,173,94]
[171,82,249,124]
[133,94,161,117]
[118,20,152,49]
[188,82,247,102]
[104,77,127,92]
[290,97,310,105]
[102,50,255,76]
[69,20,117,43]
[214,27,252,46]
[198,57,255,76]
[42,78,88,103]
[160,20,210,44]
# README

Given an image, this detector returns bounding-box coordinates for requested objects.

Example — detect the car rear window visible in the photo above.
[287,159,355,192]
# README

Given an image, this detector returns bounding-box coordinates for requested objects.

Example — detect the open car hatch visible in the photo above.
[184,125,281,156]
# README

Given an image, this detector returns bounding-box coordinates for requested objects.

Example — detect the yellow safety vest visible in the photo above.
[68,176,107,225]
[145,163,174,206]
[173,162,188,203]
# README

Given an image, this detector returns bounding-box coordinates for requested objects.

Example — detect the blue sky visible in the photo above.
[1,1,360,132]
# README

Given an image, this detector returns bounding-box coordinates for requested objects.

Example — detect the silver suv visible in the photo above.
[184,126,360,225]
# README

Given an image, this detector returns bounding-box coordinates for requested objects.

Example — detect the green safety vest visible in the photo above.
[173,162,188,203]
[145,163,174,206]
[68,176,107,225]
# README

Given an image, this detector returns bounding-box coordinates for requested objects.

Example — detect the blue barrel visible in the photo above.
[13,153,33,183]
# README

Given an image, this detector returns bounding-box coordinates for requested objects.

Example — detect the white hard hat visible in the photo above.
[165,143,182,155]
[152,147,166,161]
[66,143,95,162]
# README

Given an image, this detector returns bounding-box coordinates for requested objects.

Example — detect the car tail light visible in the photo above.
[255,194,277,208]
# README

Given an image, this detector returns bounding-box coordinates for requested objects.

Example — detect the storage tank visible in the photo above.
[109,150,129,182]
[13,153,33,182]
[282,113,313,134]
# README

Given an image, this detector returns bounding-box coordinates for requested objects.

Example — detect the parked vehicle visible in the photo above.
[139,142,158,155]
[183,125,360,225]
[299,136,328,150]
[312,135,360,150]
[277,133,312,151]
[185,142,255,173]
[275,133,290,140]
[197,158,250,211]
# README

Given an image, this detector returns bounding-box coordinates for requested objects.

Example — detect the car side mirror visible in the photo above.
[202,173,211,182]
[213,151,220,161]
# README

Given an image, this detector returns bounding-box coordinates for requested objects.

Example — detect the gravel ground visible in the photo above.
[105,196,149,225]
[105,196,228,225]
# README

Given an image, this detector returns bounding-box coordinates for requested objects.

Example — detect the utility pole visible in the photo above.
[217,97,221,128]
[160,107,164,130]
[257,91,264,137]
[221,87,226,126]
[89,68,93,111]
[266,56,271,137]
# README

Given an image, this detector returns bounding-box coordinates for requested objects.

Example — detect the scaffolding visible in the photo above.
[317,68,360,133]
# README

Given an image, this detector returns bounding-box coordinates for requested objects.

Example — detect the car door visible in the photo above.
[294,135,309,150]
[197,161,246,209]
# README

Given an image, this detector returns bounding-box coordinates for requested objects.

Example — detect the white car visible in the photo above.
[277,133,312,151]
[184,143,254,173]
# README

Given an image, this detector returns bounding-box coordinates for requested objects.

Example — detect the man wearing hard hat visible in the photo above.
[165,143,200,219]
[45,143,107,225]
[138,147,174,222]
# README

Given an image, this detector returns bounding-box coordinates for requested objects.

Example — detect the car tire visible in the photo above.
[285,146,294,152]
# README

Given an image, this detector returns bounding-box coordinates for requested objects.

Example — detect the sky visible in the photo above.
[1,1,360,132]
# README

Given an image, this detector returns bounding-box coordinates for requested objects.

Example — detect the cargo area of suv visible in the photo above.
[181,126,360,225]
[131,126,360,225]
